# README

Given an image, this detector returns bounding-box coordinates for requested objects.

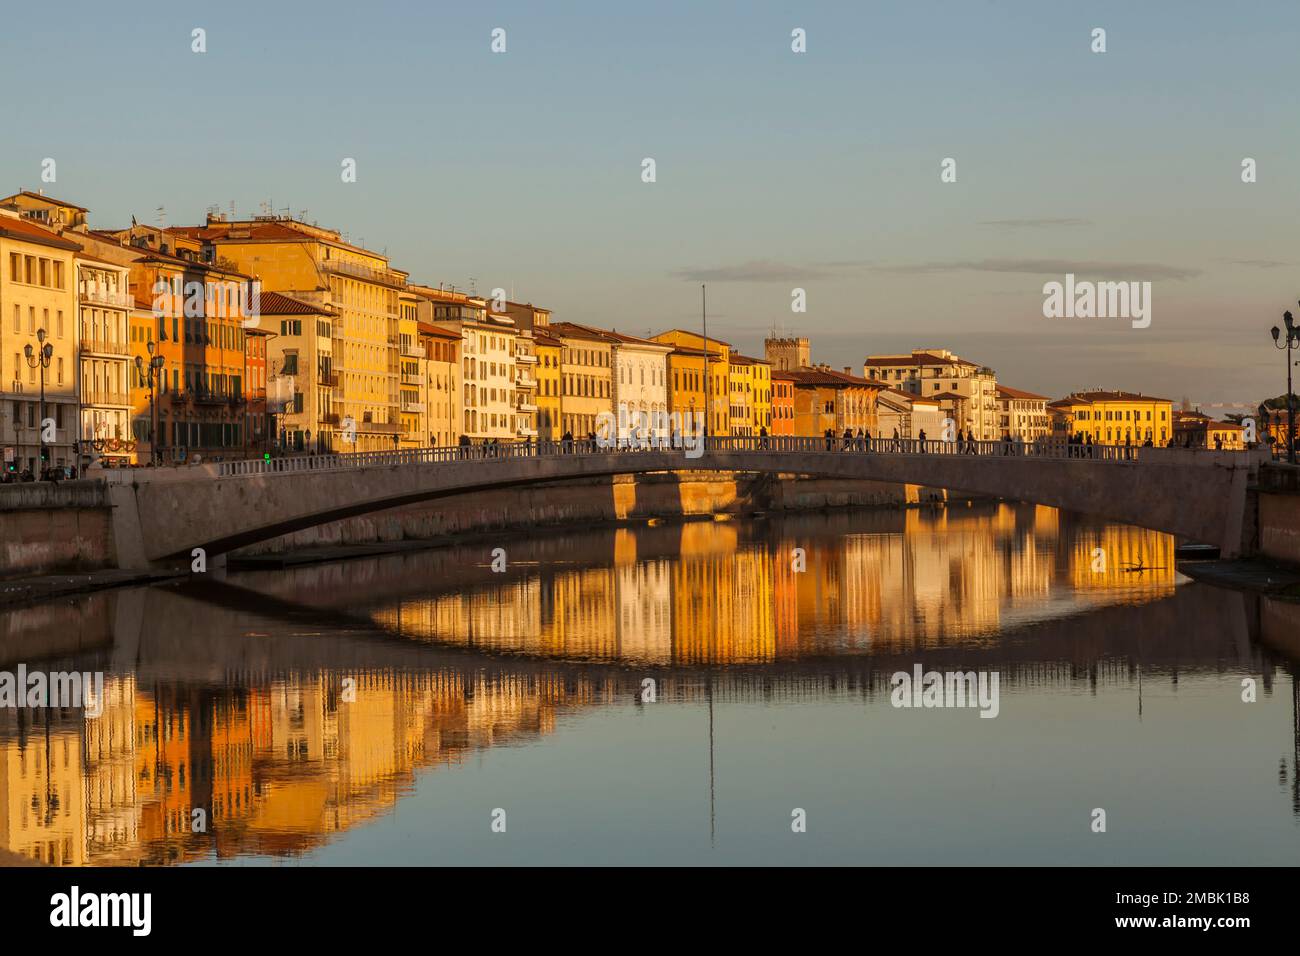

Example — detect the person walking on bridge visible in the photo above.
[824,428,834,451]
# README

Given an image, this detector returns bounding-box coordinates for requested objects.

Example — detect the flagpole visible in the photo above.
[702,283,709,441]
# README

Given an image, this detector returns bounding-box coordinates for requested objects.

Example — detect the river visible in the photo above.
[1,502,1298,866]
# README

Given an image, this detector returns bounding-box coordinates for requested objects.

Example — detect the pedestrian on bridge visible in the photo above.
[825,428,834,451]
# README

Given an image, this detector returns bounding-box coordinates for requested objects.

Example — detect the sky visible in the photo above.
[2,0,1297,407]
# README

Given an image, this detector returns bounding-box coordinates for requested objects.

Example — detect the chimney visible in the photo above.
[844,366,852,375]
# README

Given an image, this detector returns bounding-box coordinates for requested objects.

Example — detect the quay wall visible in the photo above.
[1258,464,1300,565]
[0,482,116,578]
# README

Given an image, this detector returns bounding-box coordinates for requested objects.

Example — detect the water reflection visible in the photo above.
[0,503,1296,866]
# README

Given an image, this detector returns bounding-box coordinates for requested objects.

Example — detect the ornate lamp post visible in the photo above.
[134,341,165,464]
[23,329,54,477]
[1270,309,1300,464]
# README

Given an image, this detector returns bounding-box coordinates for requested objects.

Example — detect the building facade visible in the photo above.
[995,385,1051,442]
[863,349,999,440]
[76,255,134,467]
[606,330,671,442]
[549,322,615,438]
[1048,390,1174,445]
[0,209,80,474]
[173,216,408,453]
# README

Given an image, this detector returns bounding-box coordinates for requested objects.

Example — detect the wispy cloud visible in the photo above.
[1219,258,1289,269]
[672,259,858,283]
[979,218,1092,229]
[869,258,1201,281]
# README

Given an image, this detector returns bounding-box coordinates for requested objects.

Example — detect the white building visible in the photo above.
[75,256,134,468]
[996,385,1051,441]
[876,387,944,440]
[442,304,518,442]
[863,349,999,440]
[607,330,672,443]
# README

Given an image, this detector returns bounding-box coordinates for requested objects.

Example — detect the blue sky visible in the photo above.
[2,0,1297,405]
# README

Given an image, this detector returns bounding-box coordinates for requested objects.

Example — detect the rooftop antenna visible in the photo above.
[228,200,236,218]
[155,205,166,227]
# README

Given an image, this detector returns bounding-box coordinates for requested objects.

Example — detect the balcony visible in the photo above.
[401,400,423,413]
[518,401,538,413]
[80,339,131,357]
[516,425,538,437]
[401,343,424,358]
[320,412,341,426]
[401,372,422,385]
[514,351,538,364]
[515,373,537,389]
[319,257,407,289]
[79,283,131,308]
[81,389,130,407]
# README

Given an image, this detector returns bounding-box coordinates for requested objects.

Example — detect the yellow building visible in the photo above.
[0,208,81,474]
[549,321,615,438]
[172,216,409,453]
[1049,389,1174,445]
[666,346,708,430]
[398,290,424,447]
[728,353,771,435]
[650,329,731,435]
[534,331,562,441]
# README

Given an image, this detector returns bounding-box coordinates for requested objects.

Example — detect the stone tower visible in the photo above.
[764,336,810,371]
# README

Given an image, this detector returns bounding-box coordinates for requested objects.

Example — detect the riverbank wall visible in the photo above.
[0,482,116,578]
[1258,463,1300,565]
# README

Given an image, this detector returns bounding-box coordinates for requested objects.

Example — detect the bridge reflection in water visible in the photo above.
[1,503,1297,866]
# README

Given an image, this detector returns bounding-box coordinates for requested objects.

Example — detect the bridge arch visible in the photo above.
[103,438,1265,568]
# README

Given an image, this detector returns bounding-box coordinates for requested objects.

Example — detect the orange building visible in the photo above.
[771,371,796,436]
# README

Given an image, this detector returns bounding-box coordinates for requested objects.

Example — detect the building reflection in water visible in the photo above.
[0,502,1290,866]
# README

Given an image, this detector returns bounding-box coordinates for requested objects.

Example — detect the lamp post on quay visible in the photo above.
[23,329,54,478]
[1270,309,1300,465]
[134,340,166,464]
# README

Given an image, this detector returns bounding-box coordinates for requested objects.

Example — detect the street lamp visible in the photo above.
[23,329,54,478]
[134,341,165,465]
[1270,309,1300,465]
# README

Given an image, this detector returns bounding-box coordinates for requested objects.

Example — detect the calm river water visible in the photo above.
[3,503,1299,866]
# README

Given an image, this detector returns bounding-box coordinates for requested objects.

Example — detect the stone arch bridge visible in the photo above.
[102,436,1267,569]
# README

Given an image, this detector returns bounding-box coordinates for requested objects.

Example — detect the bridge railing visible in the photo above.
[213,435,1249,477]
